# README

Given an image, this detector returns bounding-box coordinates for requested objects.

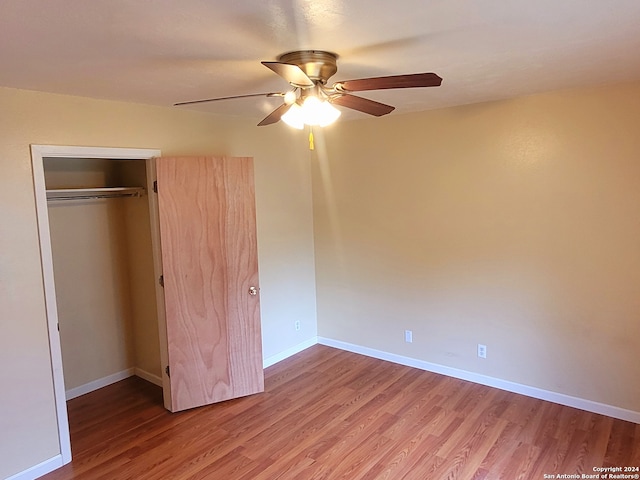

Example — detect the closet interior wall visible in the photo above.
[44,157,161,397]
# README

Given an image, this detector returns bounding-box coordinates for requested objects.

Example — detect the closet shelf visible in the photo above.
[46,186,146,201]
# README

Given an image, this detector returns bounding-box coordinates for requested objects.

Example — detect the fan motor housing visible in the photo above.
[278,50,338,84]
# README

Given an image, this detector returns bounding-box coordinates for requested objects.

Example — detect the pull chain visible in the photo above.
[309,126,315,151]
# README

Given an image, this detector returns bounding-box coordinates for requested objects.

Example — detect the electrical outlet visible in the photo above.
[477,344,487,359]
[295,321,301,331]
[405,330,413,343]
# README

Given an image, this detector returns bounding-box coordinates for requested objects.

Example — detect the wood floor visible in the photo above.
[43,345,639,480]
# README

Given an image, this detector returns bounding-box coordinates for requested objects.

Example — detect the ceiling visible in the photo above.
[1,0,640,123]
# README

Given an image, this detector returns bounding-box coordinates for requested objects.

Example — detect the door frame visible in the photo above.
[31,145,162,465]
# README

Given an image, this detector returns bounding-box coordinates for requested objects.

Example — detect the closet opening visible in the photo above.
[32,145,164,464]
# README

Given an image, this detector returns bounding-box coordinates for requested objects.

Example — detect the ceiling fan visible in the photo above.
[175,50,442,128]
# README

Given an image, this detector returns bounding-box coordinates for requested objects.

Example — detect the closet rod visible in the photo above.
[46,187,145,202]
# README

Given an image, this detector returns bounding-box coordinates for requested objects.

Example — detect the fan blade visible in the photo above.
[257,103,292,126]
[330,94,395,117]
[335,73,442,92]
[174,92,279,106]
[262,61,315,88]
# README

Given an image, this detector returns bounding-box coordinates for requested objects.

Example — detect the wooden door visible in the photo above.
[155,156,264,412]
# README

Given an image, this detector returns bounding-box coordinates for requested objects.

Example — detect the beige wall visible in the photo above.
[48,197,137,390]
[312,83,640,413]
[0,86,317,479]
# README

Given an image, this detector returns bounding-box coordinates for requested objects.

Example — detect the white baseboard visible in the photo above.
[134,367,163,387]
[65,368,134,400]
[263,337,318,368]
[5,455,63,480]
[318,337,640,424]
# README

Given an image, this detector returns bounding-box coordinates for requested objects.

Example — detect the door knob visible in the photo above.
[249,286,258,296]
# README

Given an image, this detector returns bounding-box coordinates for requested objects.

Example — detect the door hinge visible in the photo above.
[159,275,164,287]
[153,180,158,193]
[165,365,170,378]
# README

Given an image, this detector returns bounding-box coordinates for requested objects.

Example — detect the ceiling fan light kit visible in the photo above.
[281,96,342,129]
[175,50,442,129]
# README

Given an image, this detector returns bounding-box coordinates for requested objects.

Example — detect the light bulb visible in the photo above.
[301,97,341,127]
[316,100,341,127]
[283,90,297,105]
[281,103,304,129]
[281,96,341,129]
